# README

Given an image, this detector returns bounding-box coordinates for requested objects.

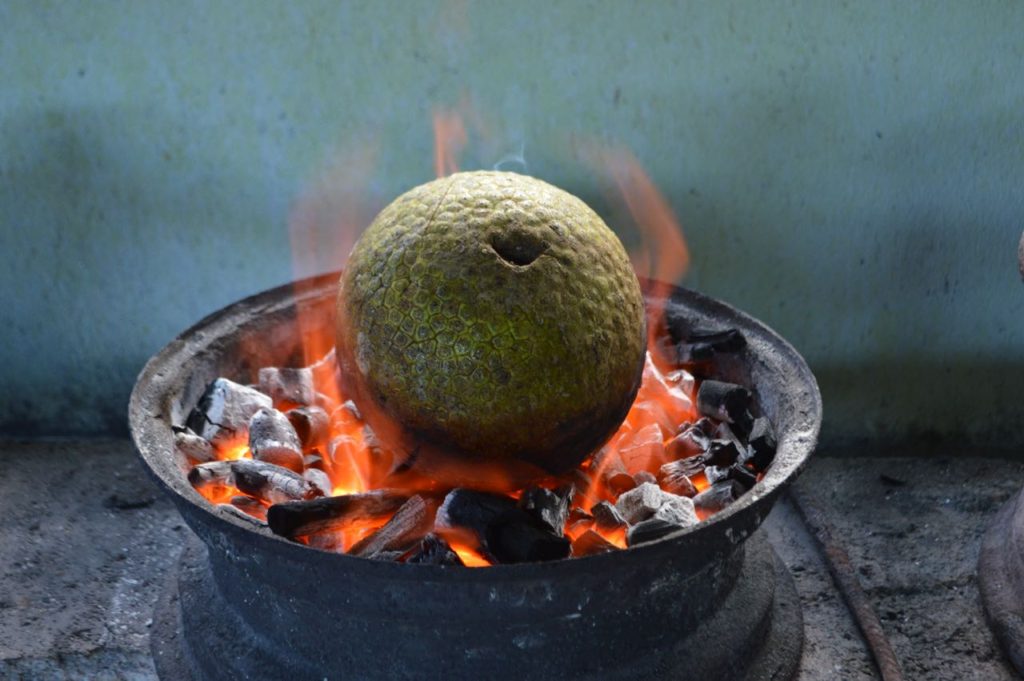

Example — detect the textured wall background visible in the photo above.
[1,1,1022,445]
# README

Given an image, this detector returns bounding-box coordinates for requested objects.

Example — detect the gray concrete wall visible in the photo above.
[2,1,1022,445]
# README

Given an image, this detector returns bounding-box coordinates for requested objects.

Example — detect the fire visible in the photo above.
[187,107,715,562]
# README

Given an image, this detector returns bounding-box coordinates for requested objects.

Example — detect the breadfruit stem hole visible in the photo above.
[489,231,549,267]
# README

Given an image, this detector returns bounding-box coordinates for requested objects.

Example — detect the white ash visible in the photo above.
[258,367,315,406]
[186,378,272,450]
[249,407,304,472]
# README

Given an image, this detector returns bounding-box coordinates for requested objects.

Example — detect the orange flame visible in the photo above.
[433,108,468,177]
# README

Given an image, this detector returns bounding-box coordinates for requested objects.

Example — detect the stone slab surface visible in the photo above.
[0,439,1021,680]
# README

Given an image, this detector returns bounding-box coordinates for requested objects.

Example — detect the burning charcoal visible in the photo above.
[633,471,658,486]
[696,380,752,428]
[677,328,746,363]
[404,533,465,566]
[692,480,744,514]
[286,405,329,449]
[589,446,637,495]
[566,508,595,536]
[705,440,741,467]
[306,530,346,552]
[329,400,363,433]
[231,459,322,505]
[657,463,697,497]
[186,378,272,450]
[518,486,572,537]
[219,502,269,526]
[729,464,758,491]
[350,496,433,558]
[304,451,326,470]
[227,495,268,522]
[627,517,685,546]
[267,490,407,538]
[659,457,704,487]
[591,501,626,531]
[745,416,777,471]
[188,461,234,495]
[617,423,667,475]
[489,520,571,563]
[714,421,746,451]
[665,425,709,461]
[653,495,698,528]
[249,408,304,472]
[615,482,668,524]
[693,417,717,437]
[258,367,315,407]
[704,465,731,486]
[303,468,333,497]
[174,429,215,463]
[571,530,620,557]
[436,489,569,564]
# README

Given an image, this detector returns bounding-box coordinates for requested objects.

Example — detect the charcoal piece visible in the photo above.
[186,378,273,449]
[174,430,215,463]
[627,517,688,546]
[488,520,571,563]
[591,501,626,530]
[566,508,595,536]
[729,464,758,491]
[258,366,315,407]
[188,461,234,494]
[665,426,709,461]
[228,495,268,522]
[692,480,744,514]
[677,328,746,362]
[657,463,698,497]
[314,391,339,412]
[249,408,304,472]
[589,446,636,495]
[705,440,741,467]
[653,495,698,528]
[267,490,407,538]
[303,468,333,497]
[633,471,658,486]
[219,502,269,526]
[696,380,752,426]
[306,530,346,552]
[745,416,777,471]
[304,451,326,470]
[435,489,519,536]
[436,489,567,564]
[615,482,667,524]
[571,530,620,557]
[404,533,464,566]
[369,550,406,562]
[518,486,571,536]
[704,465,731,486]
[350,496,433,558]
[286,406,329,449]
[231,459,322,505]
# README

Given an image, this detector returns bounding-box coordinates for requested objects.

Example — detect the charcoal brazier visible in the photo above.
[129,272,821,680]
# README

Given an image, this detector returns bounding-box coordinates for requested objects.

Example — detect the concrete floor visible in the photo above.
[0,439,1021,681]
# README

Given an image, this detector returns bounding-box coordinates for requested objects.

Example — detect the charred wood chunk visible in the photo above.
[258,367,315,407]
[304,451,326,470]
[615,482,668,524]
[518,486,572,537]
[696,380,752,427]
[350,496,434,558]
[436,489,569,564]
[665,425,710,460]
[404,533,465,566]
[589,446,636,495]
[705,439,741,467]
[567,508,595,536]
[488,520,571,563]
[745,416,777,472]
[174,429,215,464]
[249,408,304,472]
[627,517,686,546]
[677,328,746,362]
[267,490,407,538]
[704,465,731,486]
[653,495,698,528]
[693,480,744,514]
[188,461,234,495]
[590,501,626,531]
[186,378,272,449]
[227,495,268,522]
[571,530,620,557]
[305,530,346,553]
[286,406,329,449]
[633,471,658,486]
[657,462,698,497]
[303,468,333,497]
[231,459,322,505]
[729,464,758,491]
[219,502,269,526]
